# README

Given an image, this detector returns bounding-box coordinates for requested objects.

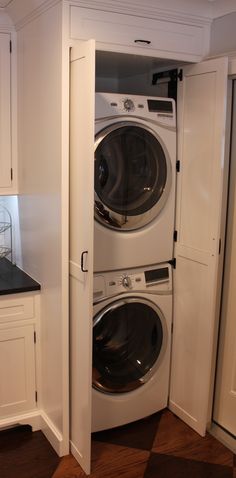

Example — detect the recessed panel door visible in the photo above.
[69,39,95,475]
[170,57,229,436]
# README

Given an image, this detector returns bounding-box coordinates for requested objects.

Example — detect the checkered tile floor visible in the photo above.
[1,409,235,477]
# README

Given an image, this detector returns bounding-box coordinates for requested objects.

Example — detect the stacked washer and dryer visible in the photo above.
[92,92,176,431]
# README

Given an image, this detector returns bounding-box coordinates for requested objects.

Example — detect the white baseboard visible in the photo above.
[0,410,42,431]
[0,409,68,458]
[40,410,65,456]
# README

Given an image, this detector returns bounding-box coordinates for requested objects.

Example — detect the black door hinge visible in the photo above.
[219,239,222,255]
[176,160,180,172]
[169,258,176,269]
[35,391,38,402]
[178,69,183,81]
[171,322,174,334]
[34,331,36,343]
[9,40,12,53]
[174,230,178,242]
[10,168,13,181]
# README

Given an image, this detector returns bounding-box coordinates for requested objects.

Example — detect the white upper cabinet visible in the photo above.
[0,33,12,191]
[70,6,210,62]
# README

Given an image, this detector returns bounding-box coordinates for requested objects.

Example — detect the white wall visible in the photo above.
[17,1,68,453]
[210,12,236,55]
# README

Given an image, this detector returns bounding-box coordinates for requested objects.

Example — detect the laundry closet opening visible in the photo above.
[93,50,184,273]
[95,50,183,98]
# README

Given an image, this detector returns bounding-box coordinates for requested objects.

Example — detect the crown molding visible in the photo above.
[6,0,213,30]
[68,0,212,26]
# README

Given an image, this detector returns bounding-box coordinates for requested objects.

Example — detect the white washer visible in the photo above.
[92,263,172,432]
[94,92,176,272]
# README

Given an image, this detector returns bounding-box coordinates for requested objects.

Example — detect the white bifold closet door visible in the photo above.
[69,40,95,475]
[213,80,236,438]
[169,57,229,436]
[69,46,229,475]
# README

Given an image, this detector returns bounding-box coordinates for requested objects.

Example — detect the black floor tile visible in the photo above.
[92,410,163,451]
[144,453,233,478]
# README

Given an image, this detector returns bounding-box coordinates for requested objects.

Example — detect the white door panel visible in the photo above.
[170,57,228,435]
[214,81,236,437]
[69,39,95,475]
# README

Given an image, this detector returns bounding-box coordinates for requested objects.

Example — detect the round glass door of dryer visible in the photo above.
[94,122,172,230]
[92,297,167,394]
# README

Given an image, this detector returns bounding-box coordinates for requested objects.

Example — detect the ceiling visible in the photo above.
[1,0,236,19]
[0,0,13,7]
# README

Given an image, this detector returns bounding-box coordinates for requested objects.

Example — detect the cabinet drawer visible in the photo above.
[0,296,34,323]
[70,7,205,60]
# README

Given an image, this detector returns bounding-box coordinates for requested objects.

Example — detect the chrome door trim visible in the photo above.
[94,121,172,231]
[95,114,176,132]
[92,296,168,394]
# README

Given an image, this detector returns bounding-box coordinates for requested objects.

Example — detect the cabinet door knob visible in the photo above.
[81,251,88,272]
[134,39,151,45]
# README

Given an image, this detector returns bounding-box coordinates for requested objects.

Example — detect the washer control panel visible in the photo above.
[107,271,145,294]
[93,264,172,302]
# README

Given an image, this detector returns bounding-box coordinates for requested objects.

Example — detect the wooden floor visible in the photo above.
[0,410,235,477]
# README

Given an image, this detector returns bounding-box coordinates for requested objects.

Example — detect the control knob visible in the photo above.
[123,98,134,112]
[122,274,132,289]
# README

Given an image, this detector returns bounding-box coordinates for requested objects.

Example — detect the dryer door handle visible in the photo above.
[81,250,88,272]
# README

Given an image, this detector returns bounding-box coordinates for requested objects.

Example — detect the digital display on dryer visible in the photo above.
[147,100,173,113]
[145,267,169,284]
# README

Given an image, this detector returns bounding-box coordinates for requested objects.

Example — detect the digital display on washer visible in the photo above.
[145,267,169,284]
[147,99,173,113]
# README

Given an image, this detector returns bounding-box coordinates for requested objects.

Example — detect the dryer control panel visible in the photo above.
[93,263,172,302]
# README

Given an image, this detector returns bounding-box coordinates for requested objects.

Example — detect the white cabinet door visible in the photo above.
[0,33,11,189]
[169,58,228,435]
[213,82,236,437]
[69,39,95,475]
[0,325,36,418]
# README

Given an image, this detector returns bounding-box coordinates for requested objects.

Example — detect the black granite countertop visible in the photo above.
[0,258,41,295]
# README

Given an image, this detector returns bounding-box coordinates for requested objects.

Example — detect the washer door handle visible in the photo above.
[81,250,88,272]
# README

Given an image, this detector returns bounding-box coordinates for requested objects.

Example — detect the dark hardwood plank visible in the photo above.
[152,410,233,466]
[0,426,60,478]
[53,442,150,478]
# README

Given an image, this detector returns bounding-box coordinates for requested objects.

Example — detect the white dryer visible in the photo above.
[92,263,172,432]
[94,92,176,272]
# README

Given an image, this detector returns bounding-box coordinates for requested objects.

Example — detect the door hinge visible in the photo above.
[171,322,174,334]
[34,331,36,343]
[174,230,178,242]
[10,168,13,181]
[9,40,12,53]
[35,391,38,402]
[168,258,176,269]
[176,160,180,172]
[219,238,222,255]
[178,69,183,81]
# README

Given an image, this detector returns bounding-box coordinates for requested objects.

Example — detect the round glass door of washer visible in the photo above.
[92,297,167,394]
[94,122,172,231]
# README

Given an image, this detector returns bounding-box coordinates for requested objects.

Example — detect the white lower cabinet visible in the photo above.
[0,293,40,424]
[0,324,36,418]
